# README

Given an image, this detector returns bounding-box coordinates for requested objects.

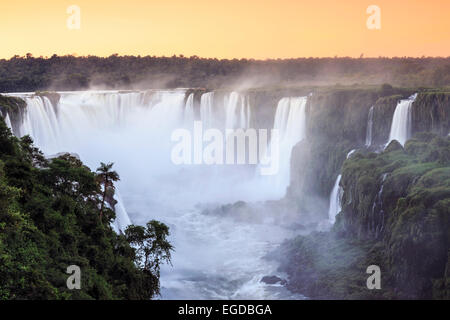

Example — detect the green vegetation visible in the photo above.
[1,55,450,92]
[281,133,450,299]
[0,95,26,113]
[0,118,172,299]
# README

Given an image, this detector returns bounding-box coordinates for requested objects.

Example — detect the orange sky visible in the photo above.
[1,0,449,59]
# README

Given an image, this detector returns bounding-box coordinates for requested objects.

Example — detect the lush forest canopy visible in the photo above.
[0,117,172,299]
[1,55,450,92]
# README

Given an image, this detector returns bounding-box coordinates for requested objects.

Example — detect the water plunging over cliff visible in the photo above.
[387,94,417,146]
[269,97,307,191]
[184,93,195,124]
[5,90,305,300]
[365,106,374,147]
[0,110,13,130]
[198,91,251,130]
[328,175,342,223]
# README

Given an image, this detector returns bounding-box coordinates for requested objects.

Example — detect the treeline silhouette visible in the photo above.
[1,54,449,92]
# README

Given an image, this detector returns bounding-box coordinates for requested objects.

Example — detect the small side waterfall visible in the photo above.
[365,106,374,147]
[112,191,132,233]
[200,92,215,129]
[371,173,388,237]
[184,93,195,123]
[5,113,12,130]
[1,110,13,130]
[347,149,356,159]
[387,94,417,146]
[224,92,251,129]
[328,174,342,223]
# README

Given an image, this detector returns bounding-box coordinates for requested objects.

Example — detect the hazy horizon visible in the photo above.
[1,0,449,59]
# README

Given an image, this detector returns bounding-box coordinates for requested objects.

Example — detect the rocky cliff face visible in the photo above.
[412,92,450,136]
[286,87,415,220]
[279,85,450,299]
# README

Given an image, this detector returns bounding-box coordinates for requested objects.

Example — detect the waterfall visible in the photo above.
[371,173,388,237]
[9,89,307,299]
[112,191,132,233]
[347,149,356,159]
[184,93,195,124]
[10,90,189,234]
[200,92,215,129]
[365,106,374,146]
[328,174,342,223]
[224,92,250,129]
[198,91,251,131]
[387,94,417,146]
[266,97,307,192]
[1,110,13,130]
[273,97,307,146]
[20,96,61,150]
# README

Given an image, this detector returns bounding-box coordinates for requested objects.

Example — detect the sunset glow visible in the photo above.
[1,0,449,59]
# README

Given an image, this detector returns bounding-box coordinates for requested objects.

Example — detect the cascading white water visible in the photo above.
[365,106,374,147]
[184,93,195,124]
[224,92,251,129]
[347,149,356,159]
[268,97,307,192]
[112,191,132,234]
[7,89,305,300]
[328,174,342,223]
[5,113,12,130]
[198,91,251,131]
[1,110,13,130]
[387,94,417,146]
[199,92,215,129]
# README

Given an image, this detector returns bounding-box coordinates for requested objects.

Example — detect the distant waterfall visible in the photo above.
[224,92,251,129]
[184,93,195,123]
[273,97,307,146]
[8,90,190,233]
[371,173,388,237]
[328,174,342,223]
[20,96,61,149]
[365,106,374,147]
[200,92,215,129]
[12,91,151,152]
[198,91,251,130]
[5,89,311,299]
[268,97,307,191]
[347,149,356,159]
[387,94,417,146]
[112,191,132,234]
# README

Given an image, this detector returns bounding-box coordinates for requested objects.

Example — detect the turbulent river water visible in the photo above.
[5,90,309,299]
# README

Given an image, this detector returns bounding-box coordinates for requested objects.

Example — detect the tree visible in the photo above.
[96,162,120,222]
[125,221,173,296]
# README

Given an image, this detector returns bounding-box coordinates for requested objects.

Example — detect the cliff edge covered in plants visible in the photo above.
[0,118,172,300]
[279,134,450,299]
